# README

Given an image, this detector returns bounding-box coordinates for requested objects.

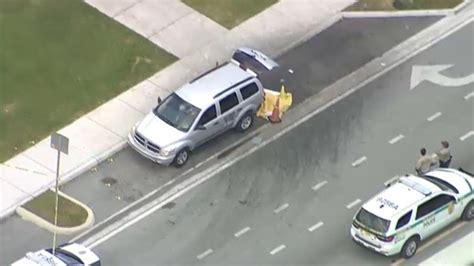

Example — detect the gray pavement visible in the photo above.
[86,20,473,266]
[0,15,449,265]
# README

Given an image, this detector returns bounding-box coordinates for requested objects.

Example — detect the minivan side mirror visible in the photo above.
[157,97,162,105]
[196,125,206,131]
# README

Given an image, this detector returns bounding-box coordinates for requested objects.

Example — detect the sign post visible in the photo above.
[50,133,69,255]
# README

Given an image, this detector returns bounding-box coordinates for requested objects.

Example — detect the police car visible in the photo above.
[11,243,100,266]
[351,168,474,258]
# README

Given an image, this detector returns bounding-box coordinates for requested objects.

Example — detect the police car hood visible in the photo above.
[11,250,65,266]
[136,112,186,147]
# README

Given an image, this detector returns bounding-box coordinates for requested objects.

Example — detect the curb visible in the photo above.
[342,0,471,18]
[0,140,127,220]
[16,189,95,235]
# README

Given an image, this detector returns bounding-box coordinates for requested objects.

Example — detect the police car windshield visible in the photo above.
[422,175,459,194]
[153,93,200,132]
[356,208,390,233]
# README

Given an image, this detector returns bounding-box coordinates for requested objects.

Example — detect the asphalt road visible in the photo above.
[90,22,474,265]
[0,17,439,264]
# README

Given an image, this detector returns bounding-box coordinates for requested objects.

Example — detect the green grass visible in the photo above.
[346,0,463,11]
[0,0,177,162]
[23,190,87,227]
[183,0,278,29]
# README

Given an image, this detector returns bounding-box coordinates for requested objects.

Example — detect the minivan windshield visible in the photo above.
[153,93,200,132]
[356,208,391,233]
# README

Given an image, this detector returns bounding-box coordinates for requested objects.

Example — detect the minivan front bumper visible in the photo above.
[127,132,174,165]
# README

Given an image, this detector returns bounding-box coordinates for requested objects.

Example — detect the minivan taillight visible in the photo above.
[376,235,394,242]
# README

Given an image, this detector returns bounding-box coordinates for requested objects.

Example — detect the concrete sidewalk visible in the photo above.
[419,231,473,266]
[0,0,356,219]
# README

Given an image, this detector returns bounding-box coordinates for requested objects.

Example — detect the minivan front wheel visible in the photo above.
[401,236,419,259]
[173,148,190,168]
[236,112,253,132]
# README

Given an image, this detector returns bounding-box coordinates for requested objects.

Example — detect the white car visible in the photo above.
[351,168,474,258]
[11,243,100,266]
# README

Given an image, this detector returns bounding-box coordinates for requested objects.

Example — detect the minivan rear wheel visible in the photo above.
[236,112,253,132]
[401,236,419,259]
[173,148,190,168]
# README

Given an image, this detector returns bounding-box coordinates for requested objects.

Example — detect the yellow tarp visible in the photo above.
[257,85,293,120]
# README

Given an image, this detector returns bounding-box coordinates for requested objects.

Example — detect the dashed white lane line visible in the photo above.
[388,134,404,144]
[234,226,251,238]
[427,112,442,122]
[312,180,328,191]
[460,131,474,141]
[351,156,367,167]
[196,249,213,260]
[346,199,362,209]
[270,244,286,255]
[464,91,474,100]
[308,221,324,232]
[274,203,289,214]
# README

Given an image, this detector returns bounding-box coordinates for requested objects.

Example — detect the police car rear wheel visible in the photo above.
[401,237,419,259]
[461,201,474,221]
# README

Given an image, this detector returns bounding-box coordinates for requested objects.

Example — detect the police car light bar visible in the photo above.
[399,177,432,196]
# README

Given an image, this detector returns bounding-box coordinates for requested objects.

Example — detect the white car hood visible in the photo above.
[136,112,185,147]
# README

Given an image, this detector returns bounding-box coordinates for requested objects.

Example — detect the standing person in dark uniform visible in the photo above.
[437,140,452,168]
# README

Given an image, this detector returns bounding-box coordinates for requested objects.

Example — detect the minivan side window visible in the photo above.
[219,93,239,114]
[240,83,259,100]
[197,105,217,126]
[396,211,412,229]
[416,194,455,220]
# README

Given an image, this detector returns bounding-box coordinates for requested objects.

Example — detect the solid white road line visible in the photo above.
[351,156,367,167]
[270,244,286,255]
[234,226,251,238]
[427,112,442,121]
[460,131,474,141]
[312,180,328,191]
[388,134,404,144]
[274,203,289,214]
[346,199,362,209]
[308,221,324,232]
[464,91,474,100]
[196,249,213,260]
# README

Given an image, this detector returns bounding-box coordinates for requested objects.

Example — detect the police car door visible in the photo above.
[217,92,240,129]
[414,194,457,239]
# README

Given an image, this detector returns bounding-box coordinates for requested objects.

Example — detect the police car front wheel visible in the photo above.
[461,201,474,221]
[401,236,419,259]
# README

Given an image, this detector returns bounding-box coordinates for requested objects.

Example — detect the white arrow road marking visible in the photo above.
[388,134,404,144]
[410,65,474,90]
[460,131,474,141]
[308,221,324,232]
[197,249,213,260]
[427,112,442,121]
[464,91,474,100]
[270,244,286,255]
[234,227,251,238]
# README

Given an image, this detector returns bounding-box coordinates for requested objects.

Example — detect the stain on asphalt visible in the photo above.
[162,202,176,209]
[101,176,117,187]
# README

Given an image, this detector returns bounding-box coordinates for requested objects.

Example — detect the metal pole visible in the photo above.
[52,149,61,255]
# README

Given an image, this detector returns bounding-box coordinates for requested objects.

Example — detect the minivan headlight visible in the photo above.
[160,147,175,156]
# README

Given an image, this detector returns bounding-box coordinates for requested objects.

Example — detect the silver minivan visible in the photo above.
[128,48,278,167]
